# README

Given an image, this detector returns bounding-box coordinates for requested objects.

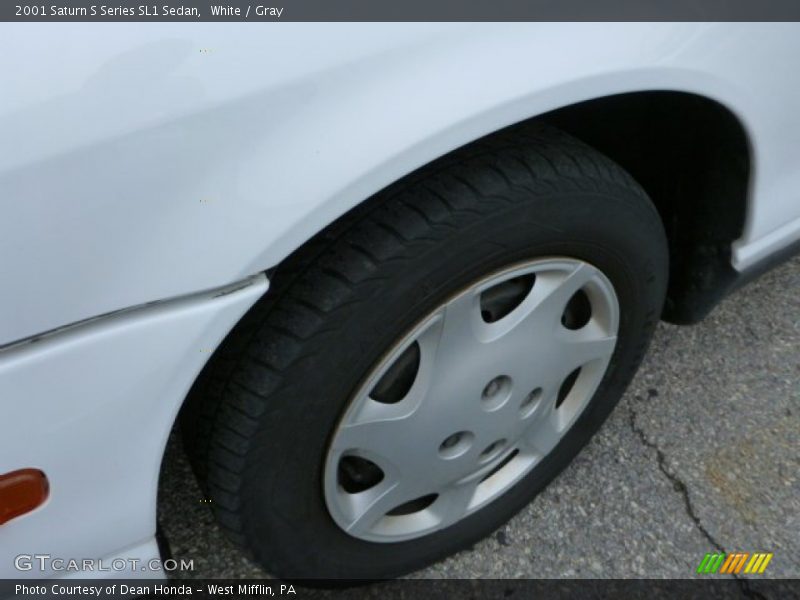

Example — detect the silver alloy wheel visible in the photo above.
[323,257,620,543]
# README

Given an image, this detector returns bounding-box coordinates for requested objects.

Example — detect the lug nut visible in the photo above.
[483,378,501,398]
[479,439,508,462]
[438,431,475,459]
[480,375,512,411]
[442,432,461,448]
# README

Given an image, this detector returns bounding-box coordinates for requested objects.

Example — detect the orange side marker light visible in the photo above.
[0,469,49,526]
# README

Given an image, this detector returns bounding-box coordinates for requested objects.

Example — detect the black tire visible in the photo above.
[181,123,668,580]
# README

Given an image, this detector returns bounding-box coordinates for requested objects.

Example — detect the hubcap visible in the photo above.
[323,258,619,542]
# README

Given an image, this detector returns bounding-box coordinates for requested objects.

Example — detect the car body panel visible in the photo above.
[0,275,267,578]
[1,23,800,345]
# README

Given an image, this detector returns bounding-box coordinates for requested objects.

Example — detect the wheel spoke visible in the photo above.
[434,290,483,359]
[330,417,412,470]
[557,325,617,372]
[332,418,394,453]
[339,480,408,536]
[486,262,597,354]
[435,480,479,528]
[523,401,562,457]
[354,316,445,423]
[524,262,597,329]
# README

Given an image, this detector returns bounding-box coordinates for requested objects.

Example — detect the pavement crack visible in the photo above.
[628,401,767,600]
[628,404,723,552]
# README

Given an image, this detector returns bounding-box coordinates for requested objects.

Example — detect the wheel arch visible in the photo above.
[256,88,752,325]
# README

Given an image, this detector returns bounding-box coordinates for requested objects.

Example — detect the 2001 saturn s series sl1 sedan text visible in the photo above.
[1,22,799,581]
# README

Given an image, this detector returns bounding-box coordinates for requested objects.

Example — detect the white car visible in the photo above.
[1,22,799,581]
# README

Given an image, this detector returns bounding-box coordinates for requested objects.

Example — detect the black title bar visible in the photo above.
[4,0,800,22]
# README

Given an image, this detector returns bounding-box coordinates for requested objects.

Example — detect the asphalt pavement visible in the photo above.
[158,256,800,582]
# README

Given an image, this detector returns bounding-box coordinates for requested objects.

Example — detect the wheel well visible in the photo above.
[540,91,751,323]
[266,91,751,324]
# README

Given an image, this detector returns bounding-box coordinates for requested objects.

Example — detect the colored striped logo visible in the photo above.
[696,552,773,575]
